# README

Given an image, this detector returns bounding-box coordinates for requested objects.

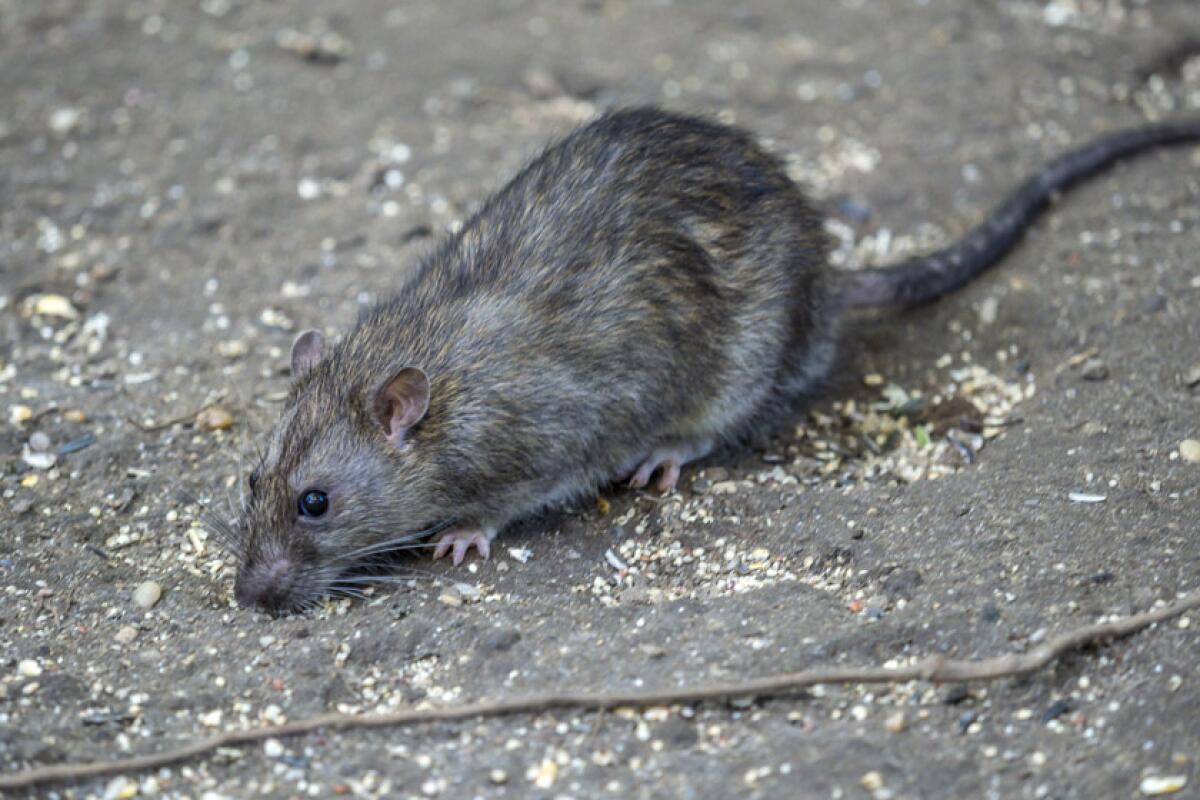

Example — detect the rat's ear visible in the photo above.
[374,367,429,448]
[291,329,326,378]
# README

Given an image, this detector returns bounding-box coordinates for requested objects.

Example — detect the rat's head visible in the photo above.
[233,329,445,615]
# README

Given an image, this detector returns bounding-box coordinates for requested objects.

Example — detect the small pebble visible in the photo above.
[1183,364,1200,388]
[22,449,57,470]
[438,588,463,607]
[489,769,508,785]
[17,659,42,677]
[942,684,969,705]
[115,625,139,644]
[28,431,51,451]
[264,738,285,758]
[884,711,907,733]
[977,296,999,326]
[1080,358,1109,381]
[133,580,163,609]
[1179,439,1200,463]
[1140,775,1187,796]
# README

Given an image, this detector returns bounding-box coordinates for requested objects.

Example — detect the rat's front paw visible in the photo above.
[432,527,495,566]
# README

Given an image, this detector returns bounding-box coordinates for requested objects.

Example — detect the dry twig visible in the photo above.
[1,591,1195,791]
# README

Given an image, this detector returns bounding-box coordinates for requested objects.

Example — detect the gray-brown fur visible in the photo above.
[233,107,1200,614]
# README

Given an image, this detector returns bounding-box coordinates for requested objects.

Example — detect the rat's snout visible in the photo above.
[234,556,299,615]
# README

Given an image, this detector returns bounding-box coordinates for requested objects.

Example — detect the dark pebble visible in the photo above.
[279,754,310,769]
[979,602,1001,623]
[942,684,970,705]
[882,568,923,601]
[81,709,135,726]
[1041,698,1071,723]
[479,627,521,653]
[957,710,977,734]
[400,224,433,243]
[657,716,699,748]
[1141,291,1167,314]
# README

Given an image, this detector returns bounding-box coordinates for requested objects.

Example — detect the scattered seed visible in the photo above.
[1179,439,1200,463]
[20,293,79,320]
[531,759,557,789]
[860,771,884,791]
[195,405,235,431]
[604,548,628,571]
[1068,492,1107,504]
[1140,775,1187,796]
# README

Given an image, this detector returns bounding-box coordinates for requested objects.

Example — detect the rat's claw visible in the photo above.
[433,528,492,566]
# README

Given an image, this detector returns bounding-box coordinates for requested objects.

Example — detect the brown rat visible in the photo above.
[231,107,1200,614]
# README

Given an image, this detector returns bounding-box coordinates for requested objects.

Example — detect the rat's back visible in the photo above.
[343,108,835,524]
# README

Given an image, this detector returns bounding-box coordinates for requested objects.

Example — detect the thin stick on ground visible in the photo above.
[2,590,1195,791]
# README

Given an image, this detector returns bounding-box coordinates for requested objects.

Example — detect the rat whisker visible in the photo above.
[333,520,455,564]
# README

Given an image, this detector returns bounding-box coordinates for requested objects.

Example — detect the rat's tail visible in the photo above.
[841,118,1200,309]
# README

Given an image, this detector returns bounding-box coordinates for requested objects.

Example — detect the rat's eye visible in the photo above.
[298,489,329,518]
[248,469,260,491]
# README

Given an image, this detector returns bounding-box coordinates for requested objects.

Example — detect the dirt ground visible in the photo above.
[2,0,1199,798]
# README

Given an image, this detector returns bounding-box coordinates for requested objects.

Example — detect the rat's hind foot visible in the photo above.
[432,526,496,566]
[627,441,712,493]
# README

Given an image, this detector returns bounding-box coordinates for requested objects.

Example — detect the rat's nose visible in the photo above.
[234,558,297,615]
